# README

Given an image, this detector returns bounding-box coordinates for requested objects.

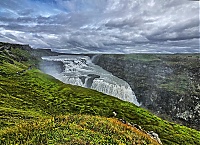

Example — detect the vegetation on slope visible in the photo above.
[0,42,200,144]
[96,53,200,129]
[1,114,159,145]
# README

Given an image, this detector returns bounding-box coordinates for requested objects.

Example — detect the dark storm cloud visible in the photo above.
[0,0,199,53]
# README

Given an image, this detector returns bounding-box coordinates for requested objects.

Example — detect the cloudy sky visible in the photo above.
[0,0,199,53]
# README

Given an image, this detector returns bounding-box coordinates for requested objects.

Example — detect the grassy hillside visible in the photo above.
[0,43,200,144]
[1,114,160,145]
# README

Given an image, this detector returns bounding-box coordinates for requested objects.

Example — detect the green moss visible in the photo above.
[0,115,159,145]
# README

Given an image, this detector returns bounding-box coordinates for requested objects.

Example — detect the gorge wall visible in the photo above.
[95,54,200,130]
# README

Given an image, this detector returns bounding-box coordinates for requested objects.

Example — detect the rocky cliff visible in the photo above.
[95,54,200,130]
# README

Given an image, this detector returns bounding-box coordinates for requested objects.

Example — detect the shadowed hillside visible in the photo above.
[96,54,200,130]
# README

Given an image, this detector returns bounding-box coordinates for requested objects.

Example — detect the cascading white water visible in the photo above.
[61,77,84,86]
[41,55,140,106]
[91,79,138,103]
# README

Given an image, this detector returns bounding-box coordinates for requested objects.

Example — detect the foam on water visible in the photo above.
[41,55,140,106]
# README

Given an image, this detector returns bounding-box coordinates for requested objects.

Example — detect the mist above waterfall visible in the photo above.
[41,55,140,106]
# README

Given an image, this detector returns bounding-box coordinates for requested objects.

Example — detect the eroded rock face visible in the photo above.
[95,54,200,130]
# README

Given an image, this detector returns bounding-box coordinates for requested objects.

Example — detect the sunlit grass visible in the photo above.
[0,44,199,144]
[1,115,159,145]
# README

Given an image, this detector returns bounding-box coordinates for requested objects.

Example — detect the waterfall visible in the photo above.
[61,77,84,87]
[41,55,140,106]
[91,79,138,104]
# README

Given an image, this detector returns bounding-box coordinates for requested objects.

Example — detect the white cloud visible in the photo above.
[0,0,199,53]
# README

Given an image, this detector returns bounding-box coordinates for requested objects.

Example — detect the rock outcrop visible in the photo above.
[95,54,200,130]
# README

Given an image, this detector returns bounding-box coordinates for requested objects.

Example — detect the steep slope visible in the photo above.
[95,54,200,130]
[0,42,200,144]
